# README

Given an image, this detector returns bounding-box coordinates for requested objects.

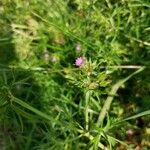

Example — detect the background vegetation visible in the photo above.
[0,0,150,149]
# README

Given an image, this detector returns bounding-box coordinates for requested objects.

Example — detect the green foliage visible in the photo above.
[0,0,150,149]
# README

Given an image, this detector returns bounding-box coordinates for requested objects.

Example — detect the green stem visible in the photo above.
[85,90,91,130]
[96,67,145,127]
[78,129,109,150]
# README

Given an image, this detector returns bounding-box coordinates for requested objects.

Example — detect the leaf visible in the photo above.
[11,105,38,121]
[12,96,52,121]
[109,110,150,128]
[122,110,150,122]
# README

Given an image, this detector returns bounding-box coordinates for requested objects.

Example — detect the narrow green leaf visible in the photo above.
[123,110,150,122]
[12,97,52,121]
[11,105,38,121]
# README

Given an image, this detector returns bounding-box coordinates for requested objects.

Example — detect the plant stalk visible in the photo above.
[96,67,145,127]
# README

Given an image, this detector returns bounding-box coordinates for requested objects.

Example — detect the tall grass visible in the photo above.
[0,0,150,149]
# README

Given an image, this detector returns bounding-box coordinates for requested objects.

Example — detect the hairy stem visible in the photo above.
[96,67,145,127]
[85,90,91,130]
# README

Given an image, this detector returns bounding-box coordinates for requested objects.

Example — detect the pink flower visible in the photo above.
[75,57,85,66]
[126,129,134,136]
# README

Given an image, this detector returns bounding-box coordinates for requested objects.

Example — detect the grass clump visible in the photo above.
[0,0,150,149]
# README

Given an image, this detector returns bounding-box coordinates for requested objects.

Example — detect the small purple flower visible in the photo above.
[75,57,85,66]
[76,44,81,52]
[126,129,134,136]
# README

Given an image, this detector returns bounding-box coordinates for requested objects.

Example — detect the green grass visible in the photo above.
[0,0,150,149]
